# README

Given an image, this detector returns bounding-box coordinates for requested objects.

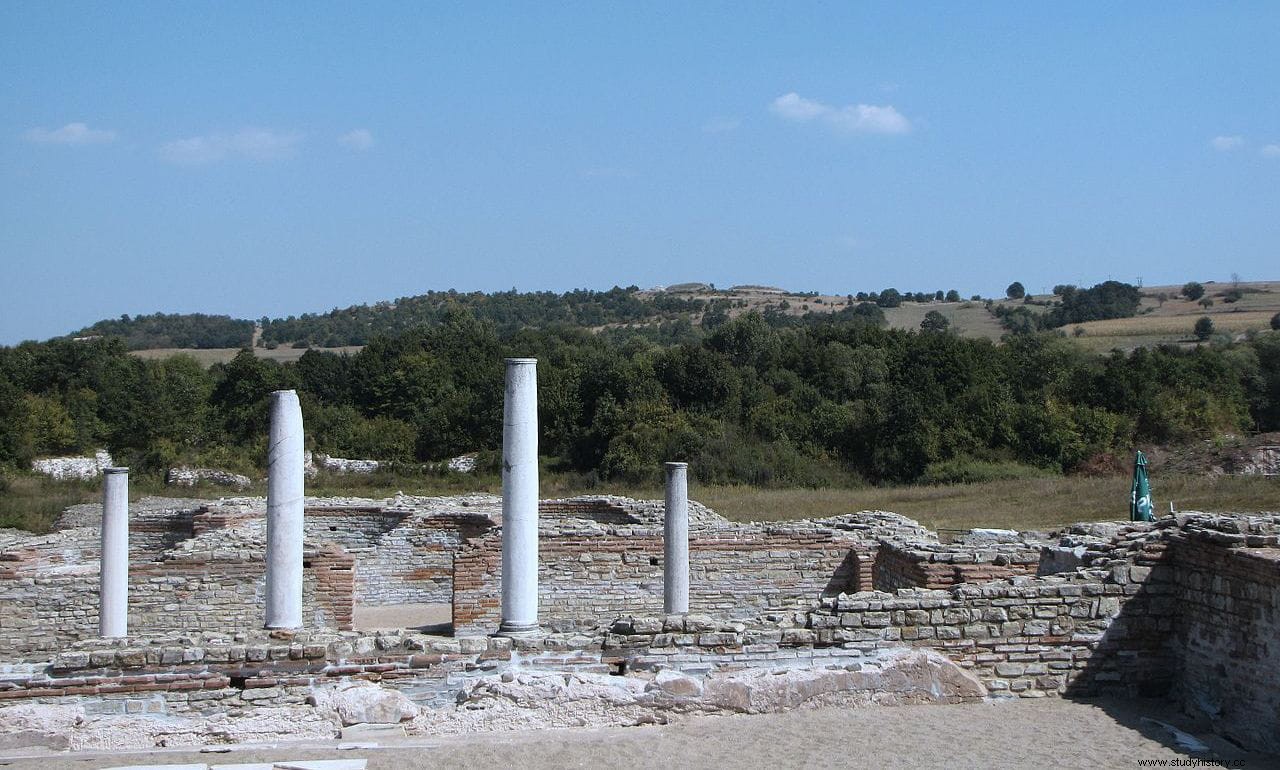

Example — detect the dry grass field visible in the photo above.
[5,469,1275,535]
[693,474,1278,532]
[131,344,364,366]
[881,301,1006,340]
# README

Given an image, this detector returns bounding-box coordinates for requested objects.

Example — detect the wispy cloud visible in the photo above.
[702,117,741,134]
[1263,144,1280,159]
[159,128,302,165]
[339,128,374,151]
[24,122,117,145]
[770,92,911,135]
[1211,135,1244,151]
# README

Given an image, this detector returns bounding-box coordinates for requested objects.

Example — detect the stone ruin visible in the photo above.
[29,450,113,482]
[2,494,1278,754]
[2,361,1278,756]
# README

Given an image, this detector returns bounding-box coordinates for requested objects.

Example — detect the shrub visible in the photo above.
[1194,316,1215,341]
[1271,312,1280,331]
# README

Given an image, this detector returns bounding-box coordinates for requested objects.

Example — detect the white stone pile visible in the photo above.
[31,450,113,481]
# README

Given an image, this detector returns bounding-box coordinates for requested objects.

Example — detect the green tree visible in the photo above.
[945,289,961,302]
[920,310,951,333]
[1182,282,1205,301]
[1271,312,1280,331]
[1006,282,1026,299]
[1194,316,1215,341]
[876,288,903,308]
[14,394,76,461]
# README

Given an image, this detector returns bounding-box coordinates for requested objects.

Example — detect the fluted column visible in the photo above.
[265,389,304,629]
[499,358,540,635]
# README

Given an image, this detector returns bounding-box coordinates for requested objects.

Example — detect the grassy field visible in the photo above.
[882,302,1006,340]
[4,470,1275,535]
[131,345,364,366]
[694,474,1278,531]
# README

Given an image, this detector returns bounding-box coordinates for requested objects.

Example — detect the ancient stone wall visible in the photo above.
[1169,526,1280,753]
[452,523,864,635]
[873,539,1042,592]
[0,546,354,655]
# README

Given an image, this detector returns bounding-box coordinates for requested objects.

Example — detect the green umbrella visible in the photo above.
[1130,450,1155,522]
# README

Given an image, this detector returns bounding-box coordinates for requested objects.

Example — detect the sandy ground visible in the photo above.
[351,603,452,633]
[1,696,1272,770]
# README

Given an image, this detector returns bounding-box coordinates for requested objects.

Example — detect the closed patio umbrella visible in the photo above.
[1130,450,1155,522]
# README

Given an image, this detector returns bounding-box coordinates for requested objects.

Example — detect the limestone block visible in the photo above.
[311,683,420,726]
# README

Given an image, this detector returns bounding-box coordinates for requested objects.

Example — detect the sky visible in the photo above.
[2,2,1278,344]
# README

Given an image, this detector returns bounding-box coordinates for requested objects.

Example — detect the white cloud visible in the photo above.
[24,122,117,145]
[1211,135,1244,151]
[1262,144,1280,159]
[770,93,830,122]
[702,117,740,134]
[339,128,374,151]
[769,92,911,135]
[159,128,302,165]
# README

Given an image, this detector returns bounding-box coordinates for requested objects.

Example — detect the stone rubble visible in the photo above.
[30,450,113,481]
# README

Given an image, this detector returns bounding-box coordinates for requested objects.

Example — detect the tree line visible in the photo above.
[5,305,1278,488]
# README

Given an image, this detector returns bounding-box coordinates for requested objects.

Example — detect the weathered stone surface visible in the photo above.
[166,467,252,489]
[318,455,381,474]
[0,703,84,750]
[31,449,112,481]
[1038,545,1087,576]
[311,683,420,726]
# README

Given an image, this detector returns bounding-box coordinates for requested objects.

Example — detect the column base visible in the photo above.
[496,620,541,637]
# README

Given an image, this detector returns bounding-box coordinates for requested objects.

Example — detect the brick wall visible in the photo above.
[873,540,1041,591]
[0,547,355,655]
[1171,533,1280,753]
[453,525,863,634]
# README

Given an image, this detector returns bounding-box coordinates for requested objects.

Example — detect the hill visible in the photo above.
[49,280,1280,366]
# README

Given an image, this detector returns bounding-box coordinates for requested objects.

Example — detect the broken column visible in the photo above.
[99,467,129,637]
[664,462,690,614]
[499,358,540,635]
[265,389,304,629]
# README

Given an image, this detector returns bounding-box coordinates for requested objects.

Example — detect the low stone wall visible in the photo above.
[30,450,113,481]
[873,539,1042,591]
[165,467,251,489]
[0,546,355,654]
[452,523,864,634]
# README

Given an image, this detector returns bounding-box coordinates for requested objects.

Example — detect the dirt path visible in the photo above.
[2,696,1270,770]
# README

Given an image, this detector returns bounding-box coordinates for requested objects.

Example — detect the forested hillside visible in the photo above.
[71,313,254,350]
[7,306,1278,487]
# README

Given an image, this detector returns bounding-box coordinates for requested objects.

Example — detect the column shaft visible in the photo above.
[664,462,690,614]
[500,358,539,634]
[265,389,305,629]
[99,468,129,637]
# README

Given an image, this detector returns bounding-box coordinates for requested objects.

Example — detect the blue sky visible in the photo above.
[2,2,1278,344]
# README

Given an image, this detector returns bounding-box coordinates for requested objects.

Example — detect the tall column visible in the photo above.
[265,389,304,629]
[664,462,690,615]
[99,467,129,637]
[499,358,540,635]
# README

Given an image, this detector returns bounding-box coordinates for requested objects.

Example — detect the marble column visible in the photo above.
[664,462,690,614]
[499,358,540,635]
[99,467,129,637]
[265,389,304,629]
